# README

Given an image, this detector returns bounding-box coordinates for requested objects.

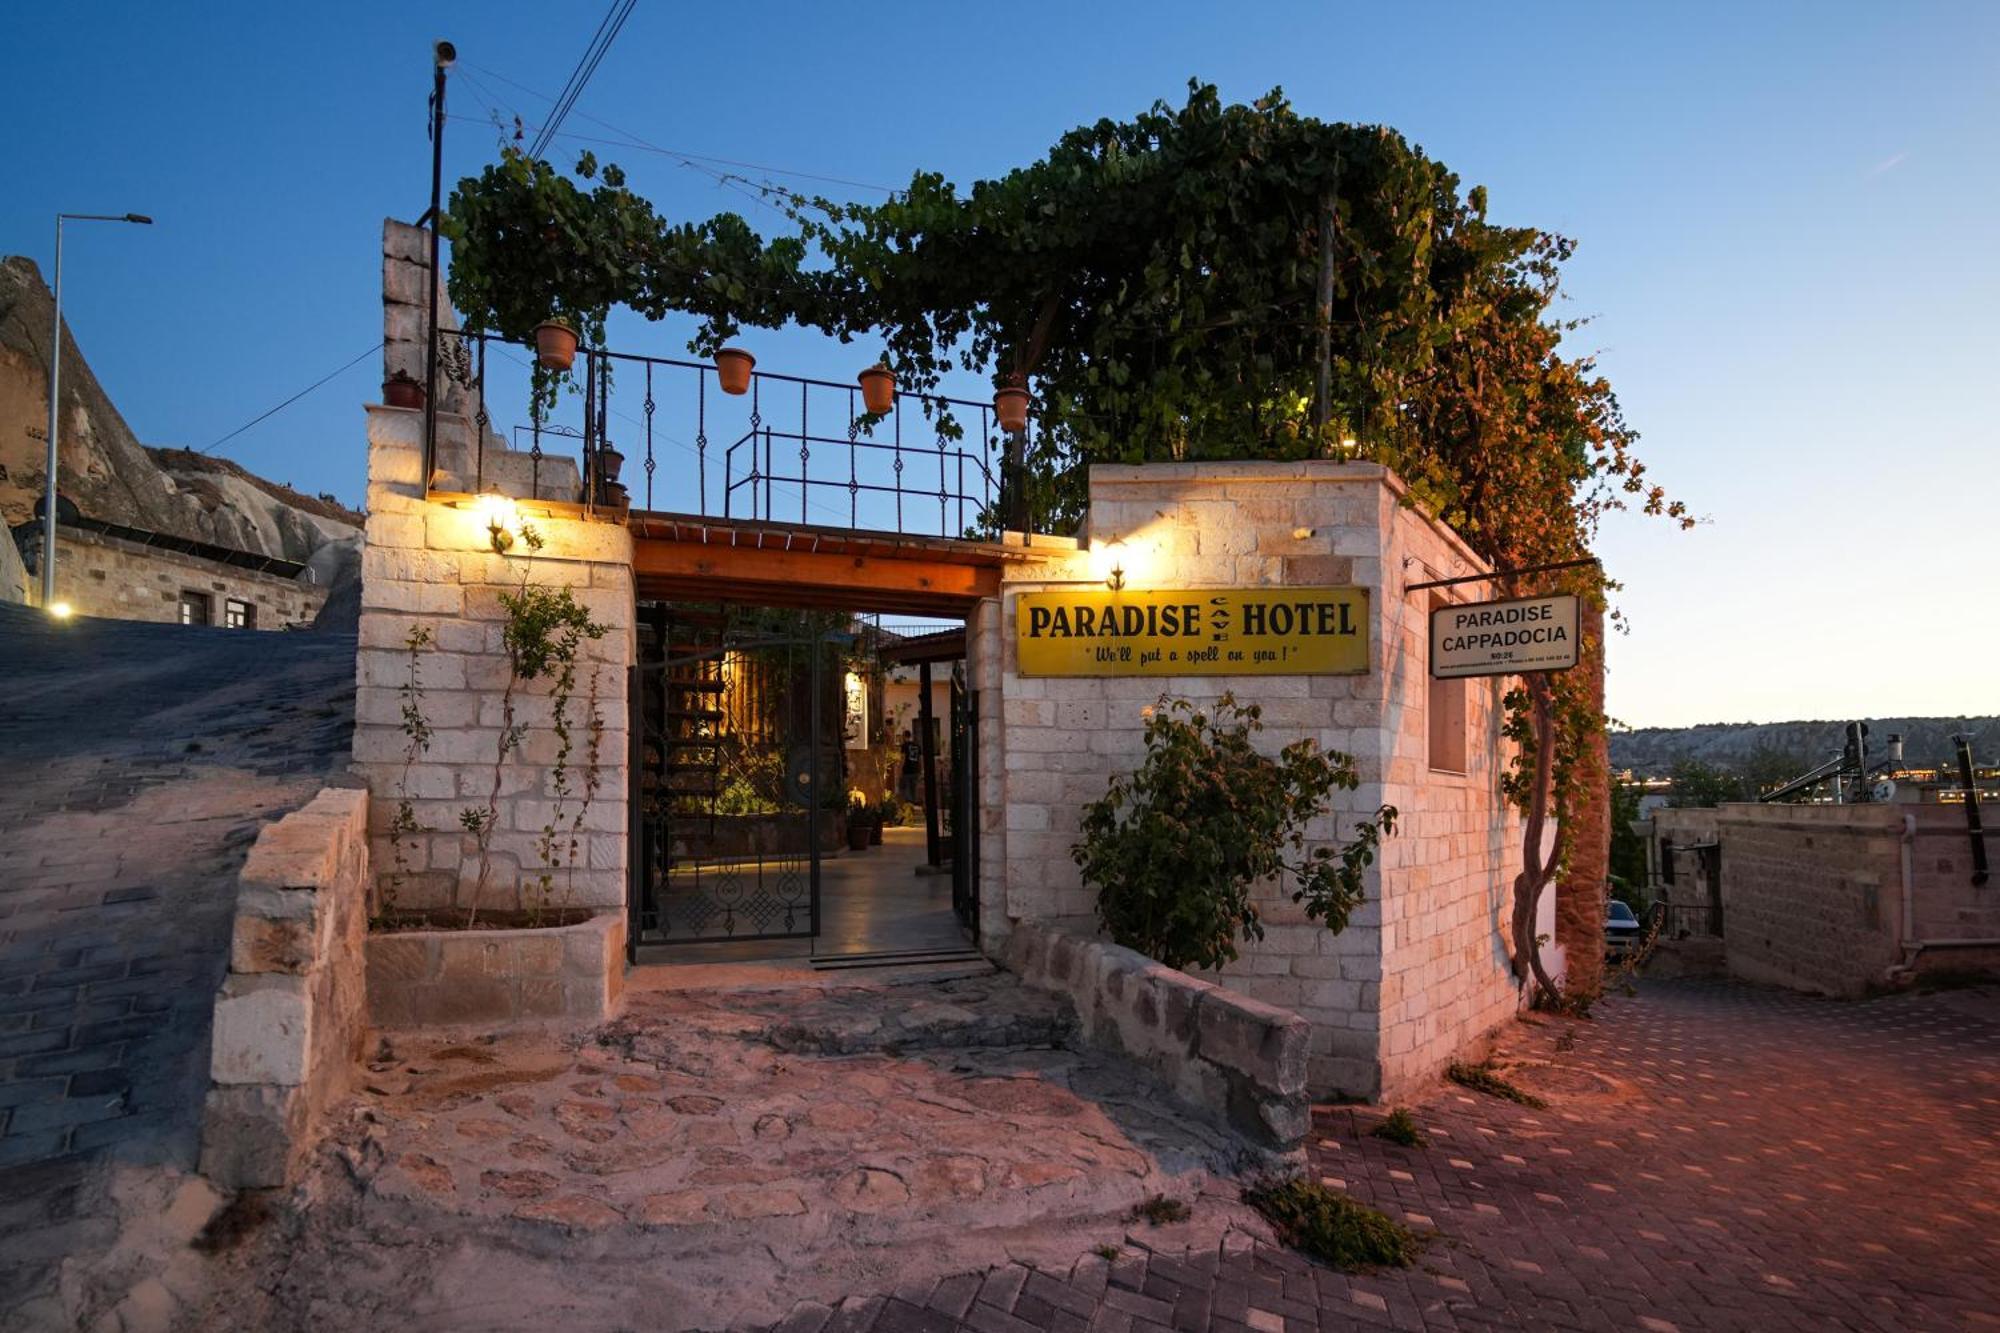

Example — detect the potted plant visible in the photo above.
[846,795,872,851]
[599,444,625,482]
[384,370,426,410]
[715,347,755,395]
[534,318,579,372]
[858,362,896,414]
[994,376,1030,433]
[599,480,630,510]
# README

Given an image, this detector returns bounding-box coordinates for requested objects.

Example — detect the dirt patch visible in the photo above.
[1492,1059,1631,1104]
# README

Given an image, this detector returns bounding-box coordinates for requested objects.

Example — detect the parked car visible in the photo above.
[1605,899,1645,959]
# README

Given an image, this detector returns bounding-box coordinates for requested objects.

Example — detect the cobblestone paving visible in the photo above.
[0,605,355,1316]
[195,972,1259,1331]
[773,979,2000,1333]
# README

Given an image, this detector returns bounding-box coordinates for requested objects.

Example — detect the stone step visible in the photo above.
[726,974,1080,1056]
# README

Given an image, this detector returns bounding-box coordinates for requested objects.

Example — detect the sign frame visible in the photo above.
[1428,593,1580,680]
[1014,585,1371,679]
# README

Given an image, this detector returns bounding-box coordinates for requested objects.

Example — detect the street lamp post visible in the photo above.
[42,211,152,611]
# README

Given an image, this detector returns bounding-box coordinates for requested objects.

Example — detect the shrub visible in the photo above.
[1369,1108,1424,1147]
[1246,1179,1421,1270]
[1073,693,1395,972]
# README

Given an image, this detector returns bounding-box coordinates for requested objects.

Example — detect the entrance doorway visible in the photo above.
[630,602,978,966]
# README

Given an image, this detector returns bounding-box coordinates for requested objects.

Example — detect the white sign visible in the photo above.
[1429,594,1580,679]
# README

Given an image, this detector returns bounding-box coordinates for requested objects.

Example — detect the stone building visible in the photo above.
[340,218,1583,1109]
[1652,800,1999,996]
[12,507,325,627]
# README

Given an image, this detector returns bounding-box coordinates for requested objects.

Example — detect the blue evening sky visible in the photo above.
[8,2,1996,728]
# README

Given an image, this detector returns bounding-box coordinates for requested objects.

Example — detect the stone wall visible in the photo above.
[201,787,369,1189]
[24,522,322,625]
[349,404,634,916]
[0,519,28,603]
[1656,802,2000,996]
[979,462,1532,1099]
[1709,803,1905,995]
[365,913,625,1029]
[381,219,581,504]
[1004,921,1308,1157]
[354,221,632,920]
[1907,804,2000,948]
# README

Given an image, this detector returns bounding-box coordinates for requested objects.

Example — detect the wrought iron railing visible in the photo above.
[432,329,1030,538]
[1657,902,1723,939]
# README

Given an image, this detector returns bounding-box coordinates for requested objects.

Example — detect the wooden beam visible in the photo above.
[634,538,999,616]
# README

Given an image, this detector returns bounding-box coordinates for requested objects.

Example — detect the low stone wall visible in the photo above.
[365,912,625,1029]
[1003,920,1308,1156]
[201,787,370,1190]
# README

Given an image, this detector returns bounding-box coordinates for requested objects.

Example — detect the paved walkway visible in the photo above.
[0,605,355,1323]
[194,970,1263,1331]
[771,978,2000,1333]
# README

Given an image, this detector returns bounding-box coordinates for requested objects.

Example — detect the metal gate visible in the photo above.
[632,604,839,946]
[950,682,979,940]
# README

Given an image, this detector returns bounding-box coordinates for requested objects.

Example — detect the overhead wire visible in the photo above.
[198,343,383,455]
[462,59,897,195]
[526,0,637,161]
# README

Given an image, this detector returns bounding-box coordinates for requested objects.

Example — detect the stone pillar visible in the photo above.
[349,405,634,916]
[1555,605,1609,997]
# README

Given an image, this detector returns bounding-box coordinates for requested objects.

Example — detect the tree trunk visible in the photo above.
[1510,673,1565,1005]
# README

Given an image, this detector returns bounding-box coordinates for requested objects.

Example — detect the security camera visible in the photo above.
[434,40,457,67]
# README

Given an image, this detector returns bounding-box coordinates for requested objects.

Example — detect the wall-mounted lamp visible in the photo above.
[1100,535,1128,591]
[471,491,520,553]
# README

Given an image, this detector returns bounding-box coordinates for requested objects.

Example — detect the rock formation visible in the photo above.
[0,255,361,622]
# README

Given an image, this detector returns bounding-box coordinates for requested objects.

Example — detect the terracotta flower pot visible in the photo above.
[535,321,578,372]
[715,347,755,395]
[384,377,426,410]
[600,481,630,510]
[994,386,1031,433]
[858,365,896,415]
[599,447,625,482]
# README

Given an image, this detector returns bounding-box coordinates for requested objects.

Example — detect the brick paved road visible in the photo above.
[0,604,354,1313]
[773,979,2000,1333]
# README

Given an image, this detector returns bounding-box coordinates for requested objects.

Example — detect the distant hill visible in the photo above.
[1609,717,1998,779]
[0,255,361,623]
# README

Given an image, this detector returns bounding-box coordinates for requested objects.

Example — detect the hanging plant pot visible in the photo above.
[383,374,425,410]
[534,321,578,372]
[714,347,755,395]
[599,446,625,482]
[858,364,896,415]
[994,385,1031,433]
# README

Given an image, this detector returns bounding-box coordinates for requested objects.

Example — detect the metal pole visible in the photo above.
[920,660,941,867]
[1954,736,1990,887]
[41,216,64,609]
[422,50,449,496]
[1312,188,1334,444]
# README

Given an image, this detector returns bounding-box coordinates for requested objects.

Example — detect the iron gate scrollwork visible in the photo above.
[633,605,839,944]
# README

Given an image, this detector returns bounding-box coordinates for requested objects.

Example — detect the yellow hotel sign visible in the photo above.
[1015,587,1370,677]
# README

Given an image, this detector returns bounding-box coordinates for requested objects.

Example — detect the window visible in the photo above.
[1428,596,1467,773]
[224,598,256,630]
[178,590,211,626]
